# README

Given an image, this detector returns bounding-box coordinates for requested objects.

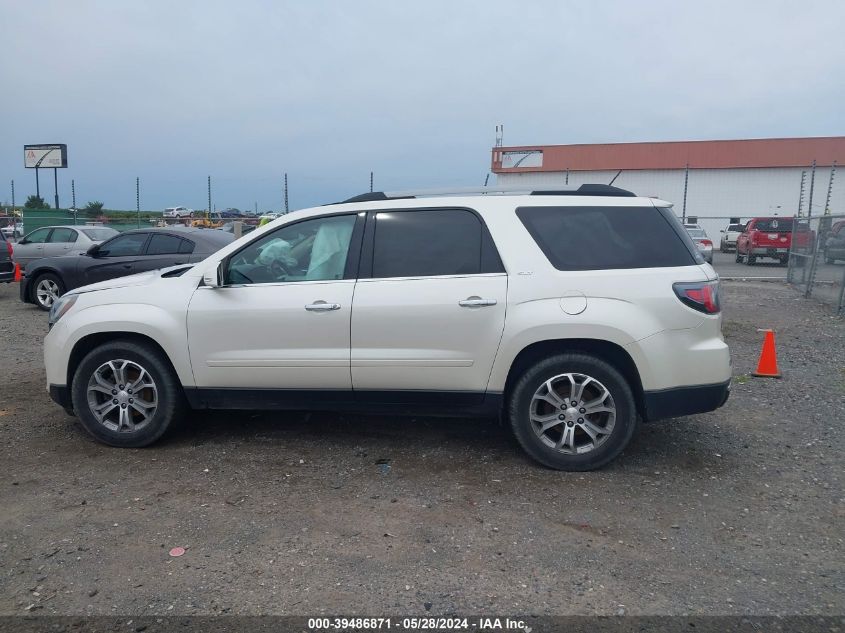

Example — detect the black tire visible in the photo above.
[507,353,638,471]
[780,256,789,266]
[825,251,835,264]
[746,254,756,265]
[30,272,65,311]
[71,339,185,448]
[735,252,743,263]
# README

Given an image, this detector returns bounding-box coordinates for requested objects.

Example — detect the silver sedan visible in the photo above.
[12,225,118,268]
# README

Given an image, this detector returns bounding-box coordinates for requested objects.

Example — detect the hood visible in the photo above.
[67,264,193,296]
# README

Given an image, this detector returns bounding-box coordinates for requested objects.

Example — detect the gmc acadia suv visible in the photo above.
[43,185,731,470]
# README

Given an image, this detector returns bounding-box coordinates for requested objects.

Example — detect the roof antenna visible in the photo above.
[608,170,622,185]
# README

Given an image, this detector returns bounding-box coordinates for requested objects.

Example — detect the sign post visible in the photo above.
[25,144,67,208]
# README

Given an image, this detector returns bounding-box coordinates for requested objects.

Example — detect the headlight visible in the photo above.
[48,294,78,327]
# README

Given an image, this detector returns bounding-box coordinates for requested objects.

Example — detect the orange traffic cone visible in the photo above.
[752,329,781,378]
[13,263,21,282]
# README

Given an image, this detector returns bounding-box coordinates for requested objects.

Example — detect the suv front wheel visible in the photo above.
[71,340,185,447]
[508,353,638,471]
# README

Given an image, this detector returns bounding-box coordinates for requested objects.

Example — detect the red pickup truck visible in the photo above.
[735,217,814,266]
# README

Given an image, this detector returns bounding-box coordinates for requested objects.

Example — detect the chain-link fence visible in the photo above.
[787,213,845,314]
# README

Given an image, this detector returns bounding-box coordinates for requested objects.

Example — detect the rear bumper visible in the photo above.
[49,384,72,409]
[642,379,730,422]
[750,247,788,255]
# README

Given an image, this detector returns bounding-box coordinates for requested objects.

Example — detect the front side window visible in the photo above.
[517,206,698,271]
[371,209,502,278]
[24,228,51,244]
[99,233,149,257]
[48,228,78,243]
[227,214,356,284]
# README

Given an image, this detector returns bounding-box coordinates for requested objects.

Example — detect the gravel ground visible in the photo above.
[0,280,842,617]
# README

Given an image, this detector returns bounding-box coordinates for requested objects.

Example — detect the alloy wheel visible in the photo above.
[36,279,60,309]
[86,359,158,432]
[529,373,616,455]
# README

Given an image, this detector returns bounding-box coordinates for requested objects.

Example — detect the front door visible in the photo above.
[187,213,362,392]
[351,208,507,404]
[83,232,150,285]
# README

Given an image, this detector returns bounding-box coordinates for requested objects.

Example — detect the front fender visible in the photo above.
[44,302,194,388]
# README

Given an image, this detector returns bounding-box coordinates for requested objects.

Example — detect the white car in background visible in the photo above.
[684,224,714,264]
[43,184,730,471]
[719,223,745,252]
[1,222,23,240]
[164,206,194,218]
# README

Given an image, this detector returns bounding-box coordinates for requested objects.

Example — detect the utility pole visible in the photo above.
[370,171,374,193]
[806,160,816,218]
[823,161,836,215]
[284,173,289,213]
[136,177,141,227]
[11,180,15,211]
[71,179,76,210]
[207,175,212,219]
[796,170,806,217]
[681,164,690,223]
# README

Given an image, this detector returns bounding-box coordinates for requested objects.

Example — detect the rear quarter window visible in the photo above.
[516,205,699,270]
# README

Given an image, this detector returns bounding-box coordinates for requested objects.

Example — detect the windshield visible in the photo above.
[686,228,706,238]
[728,224,744,232]
[754,218,793,232]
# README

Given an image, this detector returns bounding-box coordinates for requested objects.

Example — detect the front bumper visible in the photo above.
[642,379,731,422]
[49,384,72,409]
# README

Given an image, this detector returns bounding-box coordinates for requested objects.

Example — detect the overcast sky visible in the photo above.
[2,0,844,211]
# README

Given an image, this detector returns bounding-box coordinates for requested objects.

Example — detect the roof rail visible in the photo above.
[335,183,635,204]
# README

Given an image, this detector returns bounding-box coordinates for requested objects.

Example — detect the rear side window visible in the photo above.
[516,206,698,270]
[753,218,794,232]
[48,228,77,243]
[178,239,195,254]
[371,209,503,278]
[146,233,185,255]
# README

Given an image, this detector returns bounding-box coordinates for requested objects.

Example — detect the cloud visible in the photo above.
[1,0,843,210]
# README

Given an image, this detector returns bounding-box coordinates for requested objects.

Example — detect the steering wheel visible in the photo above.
[269,259,291,278]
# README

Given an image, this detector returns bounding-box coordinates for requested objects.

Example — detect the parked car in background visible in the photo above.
[41,184,730,471]
[164,206,194,218]
[719,223,744,252]
[219,208,243,218]
[1,220,23,240]
[12,225,118,268]
[684,225,713,263]
[735,217,812,266]
[217,221,257,236]
[823,220,845,264]
[20,227,234,310]
[0,230,14,283]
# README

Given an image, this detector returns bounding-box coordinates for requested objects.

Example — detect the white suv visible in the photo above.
[43,185,731,471]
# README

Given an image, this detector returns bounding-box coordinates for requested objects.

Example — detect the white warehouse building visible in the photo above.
[492,136,845,239]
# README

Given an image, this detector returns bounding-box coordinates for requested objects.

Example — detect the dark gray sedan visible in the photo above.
[20,227,235,310]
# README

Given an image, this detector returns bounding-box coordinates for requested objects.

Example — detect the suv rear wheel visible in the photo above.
[71,340,185,447]
[508,353,638,471]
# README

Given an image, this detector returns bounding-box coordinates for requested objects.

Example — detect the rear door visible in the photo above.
[44,227,79,258]
[350,208,507,404]
[134,233,192,273]
[82,232,150,285]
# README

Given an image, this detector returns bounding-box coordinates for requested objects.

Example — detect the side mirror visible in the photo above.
[720,229,725,233]
[86,244,100,257]
[203,260,225,287]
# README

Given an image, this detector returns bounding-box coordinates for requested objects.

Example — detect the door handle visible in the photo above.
[458,297,497,307]
[305,302,341,312]
[122,264,132,269]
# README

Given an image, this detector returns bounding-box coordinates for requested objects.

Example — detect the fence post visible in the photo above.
[681,164,689,224]
[136,177,141,228]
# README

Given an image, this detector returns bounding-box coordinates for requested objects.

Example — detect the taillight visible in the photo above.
[750,232,759,245]
[700,239,712,247]
[5,241,11,258]
[673,280,720,314]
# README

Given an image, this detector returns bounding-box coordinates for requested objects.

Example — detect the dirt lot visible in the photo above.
[0,280,842,617]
